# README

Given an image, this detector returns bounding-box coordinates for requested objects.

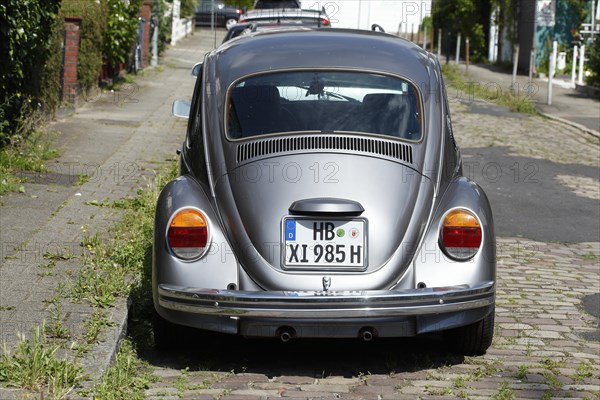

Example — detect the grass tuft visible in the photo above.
[0,324,84,399]
[441,64,537,114]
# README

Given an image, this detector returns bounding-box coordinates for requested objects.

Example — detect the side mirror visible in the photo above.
[172,99,191,119]
[192,62,203,77]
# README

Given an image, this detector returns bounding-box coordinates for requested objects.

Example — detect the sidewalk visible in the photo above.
[454,62,600,136]
[0,30,219,397]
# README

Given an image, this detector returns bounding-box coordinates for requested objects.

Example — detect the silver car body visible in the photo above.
[153,29,495,348]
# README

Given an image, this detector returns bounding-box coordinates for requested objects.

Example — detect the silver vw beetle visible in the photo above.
[153,28,496,355]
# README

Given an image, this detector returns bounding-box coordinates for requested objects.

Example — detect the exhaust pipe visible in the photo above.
[359,327,376,342]
[276,326,295,342]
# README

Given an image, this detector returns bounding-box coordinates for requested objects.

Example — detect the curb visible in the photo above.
[537,110,600,139]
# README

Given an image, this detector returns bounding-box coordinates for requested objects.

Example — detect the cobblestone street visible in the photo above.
[140,87,600,399]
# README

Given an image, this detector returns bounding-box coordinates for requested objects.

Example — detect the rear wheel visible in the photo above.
[444,309,495,355]
[225,18,237,30]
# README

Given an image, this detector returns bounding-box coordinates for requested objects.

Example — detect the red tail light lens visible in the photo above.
[167,209,209,260]
[321,18,330,26]
[440,209,482,260]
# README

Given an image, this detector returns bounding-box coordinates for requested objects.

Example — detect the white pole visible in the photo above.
[571,45,578,87]
[592,0,596,33]
[578,45,585,85]
[437,29,442,57]
[455,32,461,64]
[151,15,158,67]
[512,44,519,92]
[547,40,557,105]
[422,26,427,48]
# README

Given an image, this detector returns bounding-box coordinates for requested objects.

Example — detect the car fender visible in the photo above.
[412,176,496,289]
[152,174,239,310]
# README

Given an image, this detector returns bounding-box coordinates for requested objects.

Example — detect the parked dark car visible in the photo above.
[239,8,330,26]
[222,21,325,43]
[156,28,496,355]
[253,0,301,9]
[195,0,243,30]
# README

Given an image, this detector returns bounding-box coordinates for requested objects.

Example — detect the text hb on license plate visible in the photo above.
[283,218,366,268]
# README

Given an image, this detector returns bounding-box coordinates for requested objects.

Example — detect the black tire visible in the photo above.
[225,18,238,30]
[444,309,495,356]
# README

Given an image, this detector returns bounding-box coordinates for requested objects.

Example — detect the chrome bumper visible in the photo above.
[158,281,495,319]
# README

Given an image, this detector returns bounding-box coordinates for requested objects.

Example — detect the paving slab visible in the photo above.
[0,29,218,398]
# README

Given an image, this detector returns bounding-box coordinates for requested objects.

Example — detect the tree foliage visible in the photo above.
[432,0,488,62]
[225,0,253,10]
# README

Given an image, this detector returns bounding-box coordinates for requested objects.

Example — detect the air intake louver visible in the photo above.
[236,136,413,164]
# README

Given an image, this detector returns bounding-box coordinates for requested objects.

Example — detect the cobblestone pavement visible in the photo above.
[140,68,600,399]
[139,240,599,400]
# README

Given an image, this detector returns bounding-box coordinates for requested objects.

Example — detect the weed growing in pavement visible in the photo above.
[0,324,84,400]
[44,251,77,261]
[76,173,90,185]
[540,357,566,374]
[516,365,529,380]
[491,382,516,400]
[46,299,71,340]
[543,370,563,389]
[464,358,502,381]
[74,309,115,357]
[89,340,154,400]
[0,129,60,194]
[441,64,536,114]
[541,391,552,400]
[573,360,597,383]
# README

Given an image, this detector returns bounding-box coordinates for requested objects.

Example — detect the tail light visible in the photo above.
[167,208,209,260]
[440,209,482,260]
[240,18,246,23]
[321,18,330,26]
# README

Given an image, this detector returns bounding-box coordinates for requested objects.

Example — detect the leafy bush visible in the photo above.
[585,37,600,89]
[0,0,60,145]
[180,0,196,17]
[104,0,144,71]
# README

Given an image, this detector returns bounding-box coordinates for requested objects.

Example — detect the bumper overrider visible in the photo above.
[158,281,495,319]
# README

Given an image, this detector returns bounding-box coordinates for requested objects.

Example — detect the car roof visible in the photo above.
[242,8,323,18]
[212,29,436,89]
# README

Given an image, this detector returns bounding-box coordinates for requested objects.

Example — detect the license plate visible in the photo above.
[282,218,367,269]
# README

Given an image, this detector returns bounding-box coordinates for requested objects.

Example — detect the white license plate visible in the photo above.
[283,218,367,268]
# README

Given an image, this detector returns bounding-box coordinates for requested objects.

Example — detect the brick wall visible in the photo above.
[142,0,151,68]
[62,17,82,103]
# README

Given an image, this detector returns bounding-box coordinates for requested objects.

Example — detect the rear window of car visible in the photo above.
[254,0,300,9]
[226,71,421,141]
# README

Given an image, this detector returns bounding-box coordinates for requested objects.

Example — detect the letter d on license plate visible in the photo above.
[282,218,367,270]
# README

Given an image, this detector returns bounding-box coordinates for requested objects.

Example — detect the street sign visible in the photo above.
[536,0,555,27]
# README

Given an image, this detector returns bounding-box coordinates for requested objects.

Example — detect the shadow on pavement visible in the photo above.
[136,330,464,378]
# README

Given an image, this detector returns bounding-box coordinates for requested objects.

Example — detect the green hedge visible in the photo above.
[0,0,61,144]
[585,37,600,89]
[1,0,175,145]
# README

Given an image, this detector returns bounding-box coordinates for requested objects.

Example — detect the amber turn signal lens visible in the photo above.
[440,209,482,260]
[168,209,209,260]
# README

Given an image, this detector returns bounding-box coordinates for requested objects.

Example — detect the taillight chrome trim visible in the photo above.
[438,208,483,261]
[166,207,213,262]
